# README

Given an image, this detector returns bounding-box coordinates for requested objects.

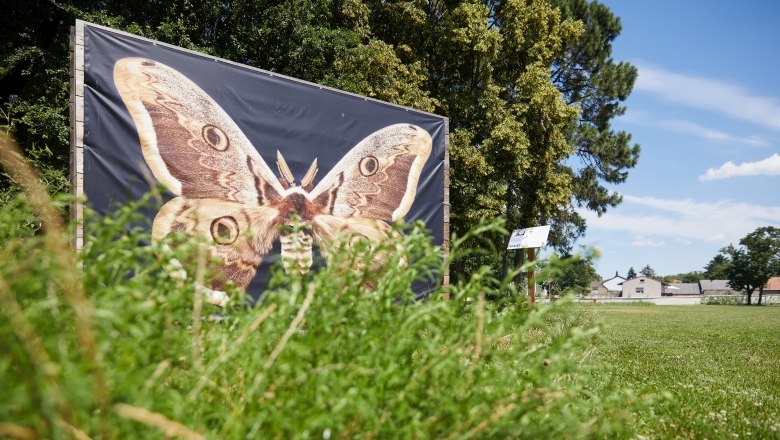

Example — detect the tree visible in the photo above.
[639,264,656,278]
[543,251,599,298]
[723,245,756,305]
[1,0,75,195]
[723,227,780,305]
[1,0,640,283]
[626,266,636,279]
[363,0,584,279]
[660,271,703,283]
[548,0,640,249]
[704,254,731,280]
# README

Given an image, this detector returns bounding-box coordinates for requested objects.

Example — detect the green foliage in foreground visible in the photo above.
[0,195,642,439]
[589,305,780,439]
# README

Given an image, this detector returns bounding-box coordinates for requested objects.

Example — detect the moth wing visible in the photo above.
[113,57,284,204]
[312,215,405,284]
[309,124,432,221]
[154,197,280,292]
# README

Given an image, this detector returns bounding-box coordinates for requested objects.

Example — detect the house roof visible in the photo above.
[618,276,667,286]
[766,277,780,290]
[699,279,731,290]
[664,283,700,295]
[602,275,626,292]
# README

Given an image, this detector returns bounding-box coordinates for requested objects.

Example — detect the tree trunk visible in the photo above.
[746,289,753,305]
[758,286,764,305]
[513,248,524,288]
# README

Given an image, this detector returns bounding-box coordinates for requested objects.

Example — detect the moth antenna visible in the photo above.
[300,158,319,188]
[276,150,296,187]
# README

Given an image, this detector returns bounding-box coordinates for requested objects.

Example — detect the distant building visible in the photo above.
[589,280,608,297]
[663,282,701,296]
[602,272,626,297]
[699,279,738,295]
[621,276,665,298]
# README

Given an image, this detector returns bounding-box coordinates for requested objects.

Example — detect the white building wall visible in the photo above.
[621,277,663,298]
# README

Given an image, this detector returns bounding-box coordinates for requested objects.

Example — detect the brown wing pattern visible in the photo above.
[113,57,284,203]
[311,124,432,222]
[114,57,286,295]
[153,197,280,291]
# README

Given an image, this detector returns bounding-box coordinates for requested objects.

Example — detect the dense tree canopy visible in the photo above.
[639,264,656,279]
[723,226,780,305]
[1,0,638,278]
[543,251,599,298]
[659,271,703,283]
[703,254,731,280]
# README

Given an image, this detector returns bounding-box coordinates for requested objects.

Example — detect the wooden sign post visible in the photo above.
[507,226,549,304]
[527,248,536,304]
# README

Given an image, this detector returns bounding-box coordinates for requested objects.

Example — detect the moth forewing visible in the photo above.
[308,124,433,221]
[114,57,285,203]
[390,127,433,221]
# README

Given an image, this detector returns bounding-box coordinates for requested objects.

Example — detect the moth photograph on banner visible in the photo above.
[74,21,448,304]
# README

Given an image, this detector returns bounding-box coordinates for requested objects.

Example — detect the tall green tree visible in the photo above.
[639,264,656,278]
[703,254,731,280]
[548,0,640,249]
[626,266,636,279]
[1,0,74,176]
[723,245,756,305]
[723,226,780,305]
[364,0,582,277]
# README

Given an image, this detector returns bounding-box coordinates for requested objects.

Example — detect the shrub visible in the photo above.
[702,295,746,305]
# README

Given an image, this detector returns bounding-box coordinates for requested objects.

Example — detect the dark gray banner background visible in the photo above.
[81,23,446,299]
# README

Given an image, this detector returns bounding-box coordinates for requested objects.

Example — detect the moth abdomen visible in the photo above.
[279,230,314,275]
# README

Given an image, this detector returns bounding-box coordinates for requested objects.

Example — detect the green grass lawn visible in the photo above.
[587,305,780,439]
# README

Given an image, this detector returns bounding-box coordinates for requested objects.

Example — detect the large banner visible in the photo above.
[72,21,448,302]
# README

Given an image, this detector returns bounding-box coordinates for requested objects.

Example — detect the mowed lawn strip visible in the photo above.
[589,305,780,439]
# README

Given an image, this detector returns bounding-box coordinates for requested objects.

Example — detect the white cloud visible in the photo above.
[581,195,780,245]
[742,135,770,147]
[636,65,780,132]
[619,112,769,147]
[630,236,668,248]
[700,153,780,180]
[661,120,730,142]
[659,119,768,146]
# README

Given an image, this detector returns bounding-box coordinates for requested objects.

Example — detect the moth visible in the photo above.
[113,57,432,305]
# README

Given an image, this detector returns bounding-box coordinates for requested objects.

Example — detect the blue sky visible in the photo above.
[575,1,780,278]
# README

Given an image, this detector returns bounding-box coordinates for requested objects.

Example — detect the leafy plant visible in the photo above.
[702,295,746,306]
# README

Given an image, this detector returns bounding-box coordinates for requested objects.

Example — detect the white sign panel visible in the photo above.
[507,225,551,250]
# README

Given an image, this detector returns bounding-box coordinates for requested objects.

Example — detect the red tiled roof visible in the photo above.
[766,277,780,290]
